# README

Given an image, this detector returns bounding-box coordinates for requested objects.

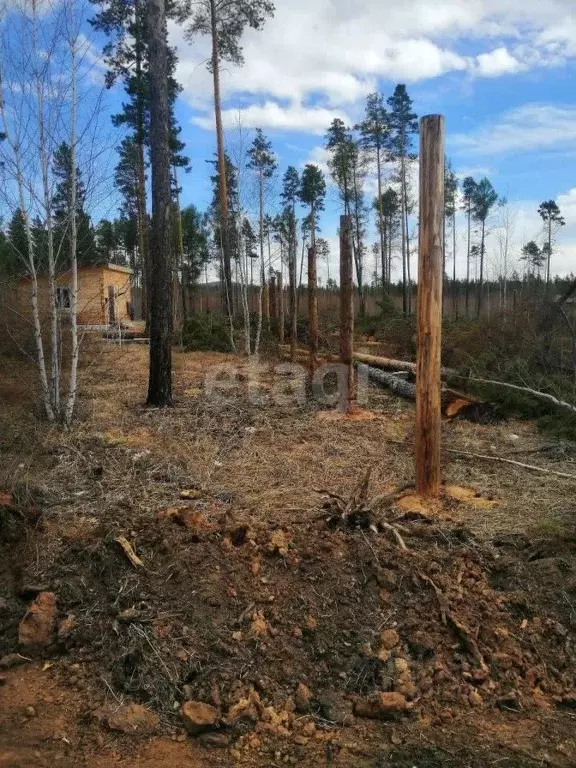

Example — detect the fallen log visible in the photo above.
[355,352,576,417]
[354,352,456,378]
[365,366,497,422]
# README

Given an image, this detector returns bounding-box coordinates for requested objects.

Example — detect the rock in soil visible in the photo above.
[380,628,400,650]
[294,683,311,713]
[0,655,26,670]
[103,703,159,734]
[198,732,229,747]
[181,700,219,735]
[354,692,410,720]
[18,592,57,651]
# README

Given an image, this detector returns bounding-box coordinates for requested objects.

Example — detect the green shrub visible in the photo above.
[181,314,231,352]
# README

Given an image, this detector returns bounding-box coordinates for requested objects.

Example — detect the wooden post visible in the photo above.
[339,215,355,412]
[277,270,284,345]
[416,115,445,496]
[308,245,318,374]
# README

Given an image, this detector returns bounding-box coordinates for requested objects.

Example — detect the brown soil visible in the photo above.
[2,344,576,767]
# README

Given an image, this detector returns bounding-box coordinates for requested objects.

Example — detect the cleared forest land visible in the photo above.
[2,343,576,767]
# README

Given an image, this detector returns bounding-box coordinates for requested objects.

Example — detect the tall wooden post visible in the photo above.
[277,270,285,345]
[308,246,318,374]
[416,115,445,496]
[339,215,355,412]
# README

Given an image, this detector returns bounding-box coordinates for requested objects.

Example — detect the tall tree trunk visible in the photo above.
[308,203,318,374]
[546,217,552,291]
[452,210,457,318]
[289,209,297,361]
[172,164,186,325]
[32,0,59,415]
[308,247,318,375]
[380,217,387,296]
[210,0,233,319]
[134,0,149,329]
[376,143,387,302]
[146,0,173,407]
[352,164,365,317]
[465,206,471,317]
[339,215,355,412]
[64,14,79,427]
[477,219,485,319]
[400,153,407,315]
[255,176,265,353]
[405,191,412,315]
[277,269,284,344]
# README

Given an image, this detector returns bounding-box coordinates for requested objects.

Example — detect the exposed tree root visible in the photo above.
[315,469,411,548]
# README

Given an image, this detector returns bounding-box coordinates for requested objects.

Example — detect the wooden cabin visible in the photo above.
[5,263,133,326]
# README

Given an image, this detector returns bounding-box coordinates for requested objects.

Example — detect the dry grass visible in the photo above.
[1,339,576,543]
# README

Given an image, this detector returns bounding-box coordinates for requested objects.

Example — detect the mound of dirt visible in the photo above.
[2,485,576,762]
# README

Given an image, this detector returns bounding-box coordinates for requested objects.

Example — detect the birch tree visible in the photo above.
[0,0,106,425]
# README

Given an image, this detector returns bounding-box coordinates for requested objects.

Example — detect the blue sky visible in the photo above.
[99,0,576,280]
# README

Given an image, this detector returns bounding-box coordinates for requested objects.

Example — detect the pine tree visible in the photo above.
[537,200,565,288]
[52,142,96,267]
[471,177,499,317]
[374,187,399,292]
[358,92,390,300]
[91,0,189,320]
[96,219,119,263]
[281,166,300,358]
[325,118,366,312]
[461,176,477,317]
[184,0,274,317]
[299,164,326,248]
[3,209,28,276]
[247,128,277,340]
[387,84,417,315]
[521,240,545,281]
[180,204,210,295]
[299,163,325,374]
[147,0,173,407]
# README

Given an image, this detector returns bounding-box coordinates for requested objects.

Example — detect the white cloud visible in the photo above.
[453,104,576,155]
[301,146,331,174]
[171,0,576,127]
[475,47,524,77]
[191,101,350,135]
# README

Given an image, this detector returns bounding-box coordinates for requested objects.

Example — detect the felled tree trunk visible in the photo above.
[365,366,492,420]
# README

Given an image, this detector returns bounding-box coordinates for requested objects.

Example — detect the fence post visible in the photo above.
[416,115,445,496]
[339,215,355,412]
